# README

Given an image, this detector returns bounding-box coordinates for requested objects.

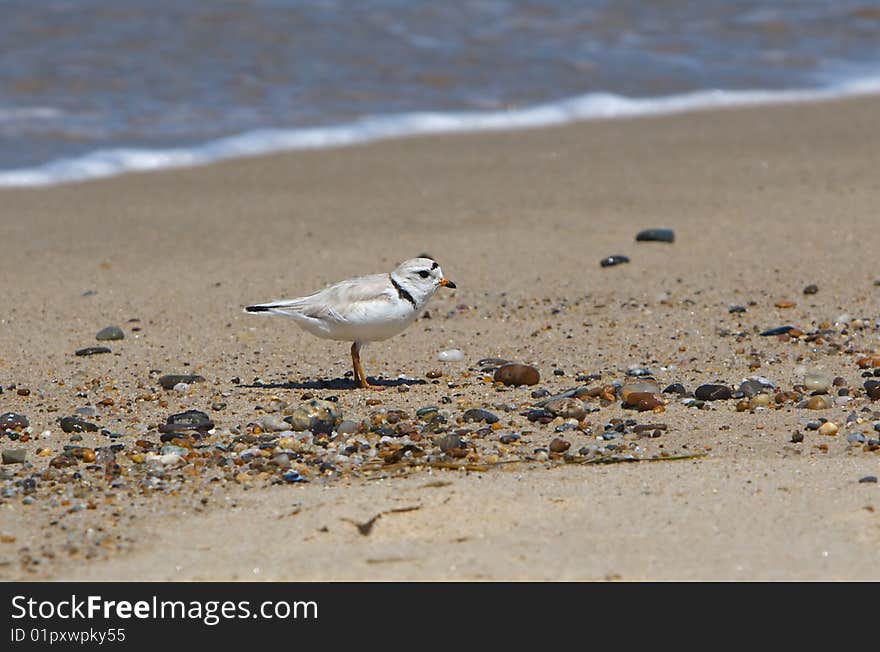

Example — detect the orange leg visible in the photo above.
[351,342,382,390]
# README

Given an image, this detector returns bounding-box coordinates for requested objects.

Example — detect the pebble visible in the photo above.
[2,449,26,464]
[96,325,124,341]
[635,228,675,243]
[600,254,629,268]
[284,399,341,434]
[543,397,586,421]
[494,363,540,387]
[462,409,499,424]
[146,452,183,466]
[160,444,189,457]
[790,431,804,443]
[803,284,818,295]
[163,410,214,433]
[749,394,771,409]
[259,414,290,432]
[75,346,112,356]
[415,407,439,421]
[662,383,686,395]
[621,381,660,401]
[0,413,29,431]
[818,422,839,436]
[859,476,878,484]
[739,377,774,397]
[59,416,99,433]
[628,393,663,411]
[846,432,866,444]
[864,380,880,400]
[158,374,206,390]
[625,367,652,377]
[437,349,464,362]
[549,438,570,453]
[436,434,462,452]
[803,372,832,393]
[337,420,358,435]
[759,326,794,337]
[804,396,832,410]
[694,384,732,401]
[425,370,443,379]
[282,470,307,483]
[525,409,554,424]
[728,305,747,314]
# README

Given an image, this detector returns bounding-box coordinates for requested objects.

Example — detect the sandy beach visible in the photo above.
[1,95,880,581]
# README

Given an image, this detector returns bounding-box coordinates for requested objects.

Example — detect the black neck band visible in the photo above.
[390,275,417,309]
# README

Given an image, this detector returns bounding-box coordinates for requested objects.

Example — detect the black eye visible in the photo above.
[418,270,429,279]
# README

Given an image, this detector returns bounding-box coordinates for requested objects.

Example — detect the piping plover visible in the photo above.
[245,257,456,389]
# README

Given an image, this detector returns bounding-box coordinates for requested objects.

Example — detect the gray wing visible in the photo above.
[245,273,394,322]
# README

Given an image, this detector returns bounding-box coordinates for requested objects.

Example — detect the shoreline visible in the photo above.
[1,95,880,581]
[3,77,880,188]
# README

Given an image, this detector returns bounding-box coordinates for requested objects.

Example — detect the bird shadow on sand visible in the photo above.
[241,377,429,391]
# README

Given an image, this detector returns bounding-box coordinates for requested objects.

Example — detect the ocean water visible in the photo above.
[2,0,880,186]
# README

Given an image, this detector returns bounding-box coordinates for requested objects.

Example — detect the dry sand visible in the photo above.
[1,96,880,581]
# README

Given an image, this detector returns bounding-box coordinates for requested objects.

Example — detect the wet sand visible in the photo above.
[1,96,880,581]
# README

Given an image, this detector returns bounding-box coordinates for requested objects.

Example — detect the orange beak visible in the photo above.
[439,277,457,289]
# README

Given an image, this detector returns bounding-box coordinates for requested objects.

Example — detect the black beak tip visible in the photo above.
[445,280,457,289]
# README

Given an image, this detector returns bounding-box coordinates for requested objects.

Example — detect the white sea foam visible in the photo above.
[3,77,880,188]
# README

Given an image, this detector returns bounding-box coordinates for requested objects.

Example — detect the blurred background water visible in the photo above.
[3,0,880,184]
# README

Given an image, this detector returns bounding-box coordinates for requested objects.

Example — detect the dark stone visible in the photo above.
[635,228,675,243]
[436,434,462,452]
[523,409,554,424]
[626,368,652,377]
[858,475,878,484]
[59,416,99,433]
[802,284,818,295]
[0,413,29,431]
[158,374,206,390]
[162,409,214,433]
[662,383,686,395]
[600,254,630,268]
[760,326,794,337]
[739,379,773,397]
[865,380,880,400]
[494,363,540,387]
[96,325,125,341]
[632,423,668,435]
[462,409,499,424]
[694,384,733,401]
[75,346,112,356]
[791,431,804,443]
[728,305,747,314]
[282,470,307,483]
[549,438,570,453]
[530,389,550,399]
[498,433,520,444]
[415,407,439,421]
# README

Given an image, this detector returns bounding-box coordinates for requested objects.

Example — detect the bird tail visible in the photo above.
[244,305,272,313]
